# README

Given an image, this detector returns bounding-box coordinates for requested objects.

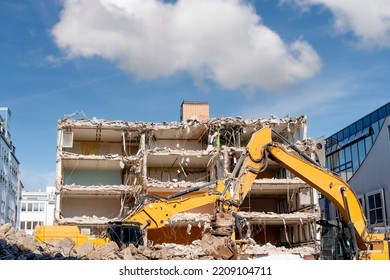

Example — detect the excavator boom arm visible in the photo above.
[266,143,368,249]
[123,181,229,229]
[230,127,383,251]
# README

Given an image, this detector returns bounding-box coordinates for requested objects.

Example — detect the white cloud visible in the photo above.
[292,0,390,48]
[52,0,321,91]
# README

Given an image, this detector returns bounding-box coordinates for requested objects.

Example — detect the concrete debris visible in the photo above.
[147,147,215,155]
[0,223,78,260]
[0,224,213,260]
[238,211,319,220]
[61,151,140,163]
[58,216,111,225]
[1,222,318,260]
[58,115,307,131]
[167,212,319,226]
[167,213,211,224]
[254,177,306,184]
[295,138,317,153]
[146,178,211,189]
[245,242,318,259]
[62,184,143,194]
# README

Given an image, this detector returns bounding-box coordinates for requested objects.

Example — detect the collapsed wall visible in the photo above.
[54,113,321,252]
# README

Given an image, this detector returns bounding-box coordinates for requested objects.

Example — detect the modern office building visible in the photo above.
[19,187,55,235]
[324,102,390,230]
[0,107,22,228]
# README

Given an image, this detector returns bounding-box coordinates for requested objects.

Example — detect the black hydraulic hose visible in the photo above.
[271,129,320,167]
[340,187,360,259]
[166,181,217,199]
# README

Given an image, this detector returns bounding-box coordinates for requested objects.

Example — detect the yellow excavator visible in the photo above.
[35,127,389,260]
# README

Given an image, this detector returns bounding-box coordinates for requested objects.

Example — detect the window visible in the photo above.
[0,201,5,214]
[20,220,44,230]
[378,106,386,119]
[343,127,350,139]
[339,149,345,166]
[345,146,352,163]
[21,202,46,212]
[365,136,373,154]
[388,126,390,146]
[32,221,39,230]
[358,140,366,165]
[62,131,74,148]
[356,119,363,132]
[363,115,371,128]
[370,110,378,123]
[365,189,386,227]
[351,143,359,172]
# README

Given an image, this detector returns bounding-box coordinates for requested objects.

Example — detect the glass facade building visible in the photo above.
[324,102,390,228]
[325,102,390,181]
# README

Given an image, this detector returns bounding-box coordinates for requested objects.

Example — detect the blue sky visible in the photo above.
[1,0,389,191]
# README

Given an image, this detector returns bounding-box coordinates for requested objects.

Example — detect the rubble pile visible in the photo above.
[1,223,318,260]
[0,223,213,260]
[245,242,318,259]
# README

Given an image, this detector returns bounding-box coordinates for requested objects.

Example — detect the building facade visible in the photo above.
[19,187,55,235]
[54,102,321,248]
[0,107,22,228]
[324,102,390,230]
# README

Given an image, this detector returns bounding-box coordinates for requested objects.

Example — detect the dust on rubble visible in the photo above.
[0,223,317,260]
[0,223,213,260]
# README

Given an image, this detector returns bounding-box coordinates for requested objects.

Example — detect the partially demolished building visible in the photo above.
[54,102,320,250]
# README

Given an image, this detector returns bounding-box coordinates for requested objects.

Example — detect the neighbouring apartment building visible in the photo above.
[54,102,321,248]
[323,102,390,231]
[0,107,22,228]
[19,187,55,235]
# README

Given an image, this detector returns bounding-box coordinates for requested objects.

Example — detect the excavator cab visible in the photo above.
[106,221,144,247]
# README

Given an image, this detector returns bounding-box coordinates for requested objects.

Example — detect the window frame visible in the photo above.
[365,188,386,227]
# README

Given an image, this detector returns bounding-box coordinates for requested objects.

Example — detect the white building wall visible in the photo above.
[19,187,55,235]
[348,116,390,228]
[0,107,21,228]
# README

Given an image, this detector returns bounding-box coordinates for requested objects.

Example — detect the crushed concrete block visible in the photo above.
[138,245,153,258]
[119,246,134,260]
[88,241,120,260]
[75,241,94,257]
[1,224,318,260]
[59,237,76,257]
[15,232,37,252]
[0,223,12,237]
